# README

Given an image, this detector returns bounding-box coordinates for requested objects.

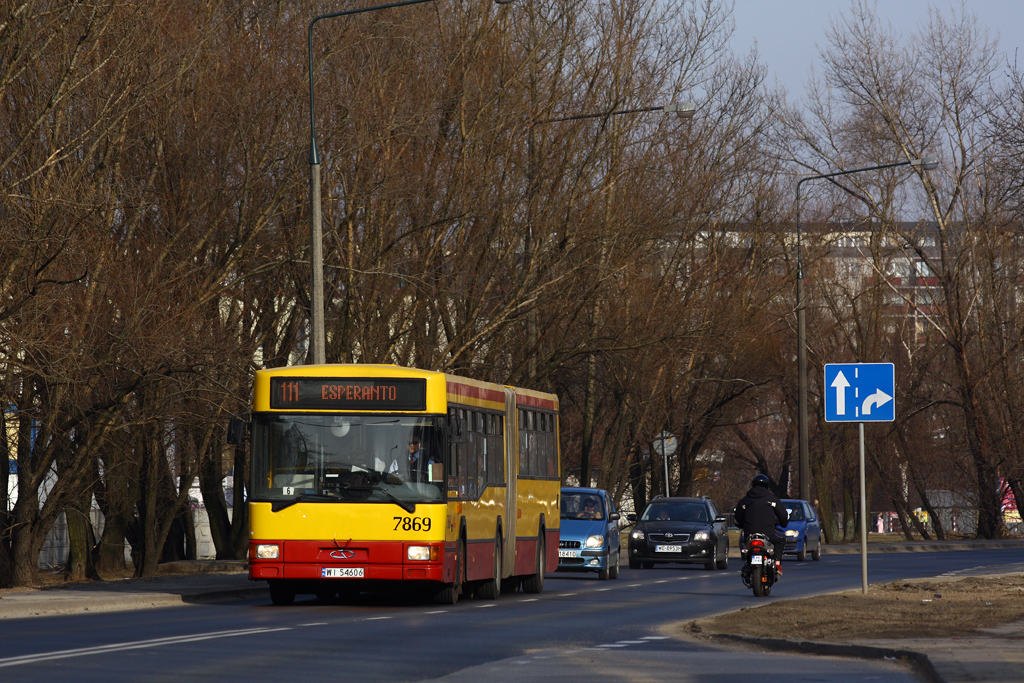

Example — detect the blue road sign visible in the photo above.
[824,363,895,422]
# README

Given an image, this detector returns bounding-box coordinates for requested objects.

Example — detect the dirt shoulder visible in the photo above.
[688,573,1024,641]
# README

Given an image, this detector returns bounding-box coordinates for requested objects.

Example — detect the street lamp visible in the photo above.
[525,101,696,379]
[794,156,938,502]
[526,102,696,488]
[307,0,516,365]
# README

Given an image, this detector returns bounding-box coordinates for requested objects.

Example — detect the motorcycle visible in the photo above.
[740,532,778,597]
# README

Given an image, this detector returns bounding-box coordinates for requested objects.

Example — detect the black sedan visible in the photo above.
[627,496,729,570]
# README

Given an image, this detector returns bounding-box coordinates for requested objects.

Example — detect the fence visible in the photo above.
[38,506,223,570]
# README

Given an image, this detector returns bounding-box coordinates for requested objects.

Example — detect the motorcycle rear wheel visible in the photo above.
[751,566,764,597]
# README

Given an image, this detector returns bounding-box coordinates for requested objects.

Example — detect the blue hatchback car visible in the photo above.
[778,499,822,561]
[557,487,621,579]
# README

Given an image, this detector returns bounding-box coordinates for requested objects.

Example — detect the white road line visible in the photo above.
[475,604,496,608]
[521,598,539,602]
[299,622,328,627]
[425,610,449,614]
[627,583,642,587]
[367,616,391,620]
[654,580,668,583]
[616,640,646,644]
[595,587,612,591]
[0,627,292,668]
[561,593,577,596]
[596,643,629,648]
[641,636,669,640]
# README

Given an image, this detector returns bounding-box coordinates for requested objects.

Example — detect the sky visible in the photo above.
[728,0,1023,100]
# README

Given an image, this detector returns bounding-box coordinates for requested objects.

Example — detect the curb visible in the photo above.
[706,633,944,683]
[818,540,1023,555]
[725,539,1022,559]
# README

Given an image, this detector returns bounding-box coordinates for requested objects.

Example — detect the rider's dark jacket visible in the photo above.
[733,486,790,535]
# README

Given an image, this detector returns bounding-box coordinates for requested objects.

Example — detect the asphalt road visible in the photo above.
[3,548,1023,682]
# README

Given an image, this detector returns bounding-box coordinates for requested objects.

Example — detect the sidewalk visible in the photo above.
[709,618,1024,683]
[0,560,264,620]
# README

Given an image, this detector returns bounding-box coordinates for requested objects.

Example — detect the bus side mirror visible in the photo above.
[227,416,246,445]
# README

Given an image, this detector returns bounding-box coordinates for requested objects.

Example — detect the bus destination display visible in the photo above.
[270,377,427,411]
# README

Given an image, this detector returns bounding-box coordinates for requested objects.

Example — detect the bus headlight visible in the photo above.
[585,535,604,548]
[407,546,439,561]
[255,543,279,559]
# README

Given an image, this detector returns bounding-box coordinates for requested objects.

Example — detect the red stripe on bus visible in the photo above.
[515,393,558,411]
[446,381,505,405]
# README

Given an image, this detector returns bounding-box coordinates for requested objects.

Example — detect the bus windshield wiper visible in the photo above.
[323,478,416,513]
[271,493,335,512]
[370,485,416,514]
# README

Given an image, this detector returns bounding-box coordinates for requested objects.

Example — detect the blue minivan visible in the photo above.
[779,499,822,561]
[557,487,621,579]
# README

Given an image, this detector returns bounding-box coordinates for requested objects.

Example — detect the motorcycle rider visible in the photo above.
[734,474,789,576]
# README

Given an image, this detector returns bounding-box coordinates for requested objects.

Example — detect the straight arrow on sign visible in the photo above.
[830,370,850,415]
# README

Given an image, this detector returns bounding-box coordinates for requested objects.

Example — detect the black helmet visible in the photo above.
[751,474,770,487]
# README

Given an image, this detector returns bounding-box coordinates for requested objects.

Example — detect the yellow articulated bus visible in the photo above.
[244,364,560,605]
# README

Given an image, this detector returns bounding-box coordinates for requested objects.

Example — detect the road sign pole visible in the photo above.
[664,454,670,498]
[859,422,868,594]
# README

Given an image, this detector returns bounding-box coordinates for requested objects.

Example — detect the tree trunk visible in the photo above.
[578,352,597,488]
[628,445,647,518]
[93,513,130,577]
[64,501,101,582]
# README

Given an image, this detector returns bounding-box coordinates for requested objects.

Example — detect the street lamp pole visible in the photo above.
[307,0,515,365]
[794,156,938,502]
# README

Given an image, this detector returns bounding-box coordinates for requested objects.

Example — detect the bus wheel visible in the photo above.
[269,580,296,606]
[434,540,465,605]
[521,534,545,594]
[477,537,502,600]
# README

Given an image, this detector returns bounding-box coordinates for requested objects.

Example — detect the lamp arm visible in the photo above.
[308,0,436,164]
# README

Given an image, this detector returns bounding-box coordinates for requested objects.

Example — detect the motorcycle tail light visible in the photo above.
[750,539,764,548]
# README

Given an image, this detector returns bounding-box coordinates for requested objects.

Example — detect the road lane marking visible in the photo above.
[299,623,328,627]
[617,640,646,644]
[595,587,612,591]
[561,593,577,596]
[596,644,629,648]
[425,610,448,614]
[654,580,668,583]
[367,616,391,620]
[521,598,539,602]
[0,627,292,668]
[641,636,669,640]
[627,583,641,587]
[475,604,496,608]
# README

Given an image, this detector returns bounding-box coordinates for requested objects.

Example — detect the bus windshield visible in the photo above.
[250,414,446,508]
